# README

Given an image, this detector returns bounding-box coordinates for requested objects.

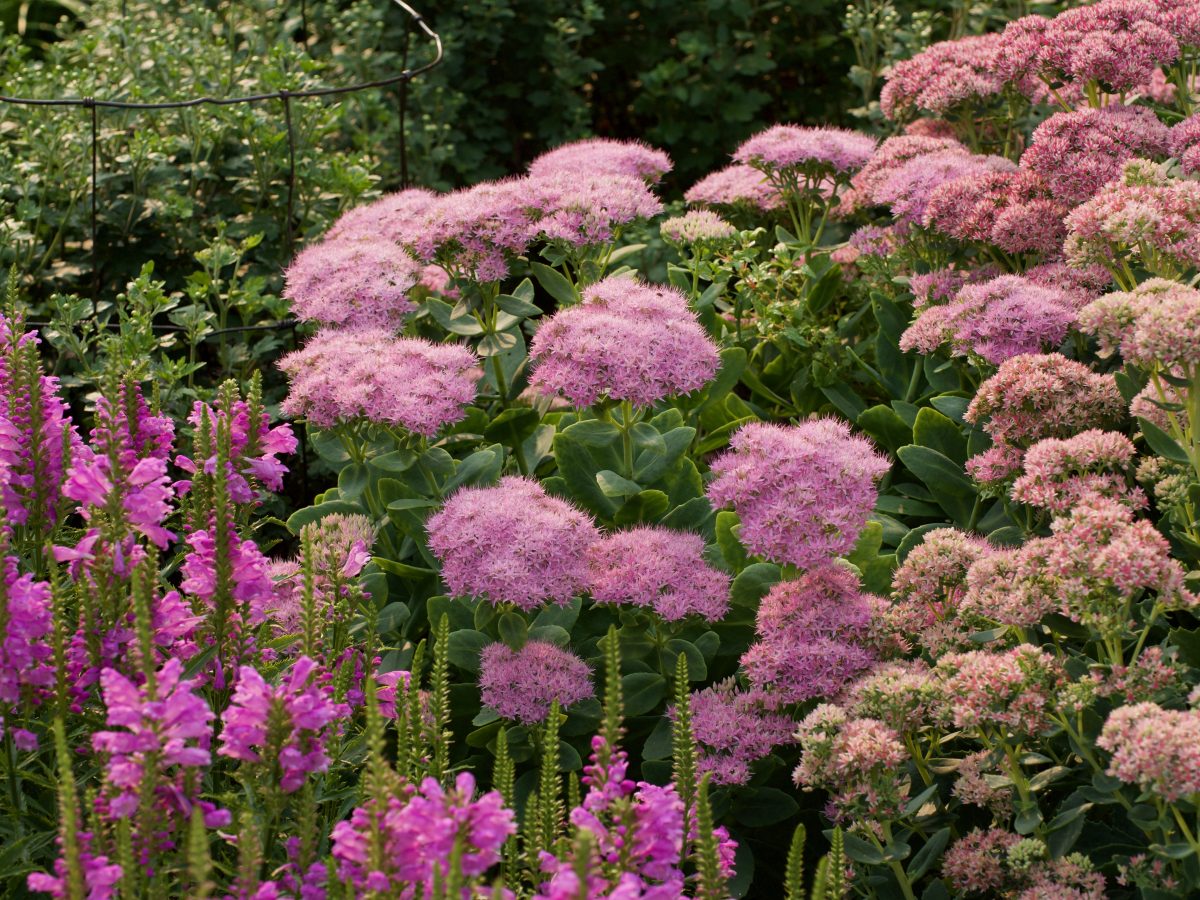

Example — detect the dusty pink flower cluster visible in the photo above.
[733,124,876,177]
[478,640,594,724]
[964,353,1124,483]
[682,680,796,786]
[707,419,889,569]
[684,163,783,211]
[934,645,1064,736]
[923,169,1067,255]
[1011,430,1143,512]
[1099,702,1200,801]
[528,276,720,407]
[529,137,672,183]
[279,329,481,434]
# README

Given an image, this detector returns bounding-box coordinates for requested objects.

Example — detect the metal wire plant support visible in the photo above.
[0,0,443,330]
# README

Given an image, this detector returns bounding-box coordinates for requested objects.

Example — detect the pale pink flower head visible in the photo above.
[1024,261,1112,310]
[1064,158,1200,274]
[793,706,908,821]
[528,276,720,407]
[943,829,1021,895]
[1154,0,1200,46]
[1038,0,1179,92]
[529,138,672,183]
[707,419,889,569]
[426,476,599,610]
[587,526,730,622]
[1016,497,1196,632]
[733,124,876,177]
[875,151,1016,225]
[1170,112,1200,175]
[279,329,480,435]
[478,640,593,724]
[881,33,1040,121]
[908,266,996,310]
[1011,430,1142,512]
[900,274,1076,365]
[325,187,439,244]
[924,169,1066,251]
[960,549,1054,628]
[740,565,878,704]
[406,177,532,282]
[684,163,782,212]
[1021,106,1170,205]
[934,645,1064,735]
[843,133,967,213]
[679,680,795,786]
[1098,702,1200,801]
[1124,282,1200,370]
[524,171,663,247]
[843,660,938,733]
[1078,277,1187,357]
[283,235,419,330]
[660,210,736,246]
[964,353,1123,481]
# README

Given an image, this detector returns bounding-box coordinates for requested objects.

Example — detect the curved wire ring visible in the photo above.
[0,0,442,109]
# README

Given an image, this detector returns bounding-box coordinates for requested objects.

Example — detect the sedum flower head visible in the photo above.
[741,565,878,704]
[934,645,1064,736]
[875,150,1016,225]
[325,187,439,245]
[1038,0,1179,91]
[529,276,720,407]
[477,640,593,724]
[524,171,663,248]
[529,137,672,183]
[733,124,876,176]
[684,163,782,211]
[1021,106,1170,204]
[681,680,795,786]
[279,329,480,434]
[843,133,967,213]
[427,476,599,610]
[1098,702,1200,801]
[923,169,1067,254]
[1170,111,1200,174]
[586,526,730,622]
[707,420,889,569]
[1124,282,1200,371]
[1011,430,1142,512]
[406,178,532,282]
[659,209,736,246]
[283,235,420,330]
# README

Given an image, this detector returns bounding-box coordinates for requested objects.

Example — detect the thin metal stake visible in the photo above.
[87,98,99,315]
[281,90,297,253]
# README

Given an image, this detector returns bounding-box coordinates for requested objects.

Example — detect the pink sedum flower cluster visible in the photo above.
[733,124,876,176]
[283,235,419,330]
[279,329,480,434]
[1011,430,1143,512]
[682,679,796,786]
[427,477,599,610]
[529,276,720,408]
[529,138,672,184]
[660,209,736,245]
[684,163,782,211]
[707,419,888,569]
[587,526,730,622]
[477,639,594,724]
[934,645,1064,736]
[1098,702,1200,801]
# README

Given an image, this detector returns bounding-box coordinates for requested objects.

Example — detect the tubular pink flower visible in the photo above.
[707,420,889,569]
[218,657,350,792]
[181,526,275,629]
[477,640,594,724]
[91,657,221,824]
[175,397,296,504]
[1021,106,1170,205]
[684,163,782,211]
[528,276,719,407]
[427,477,599,609]
[331,772,515,895]
[279,329,480,434]
[0,555,53,706]
[27,832,122,900]
[529,138,672,183]
[283,235,419,330]
[586,526,730,622]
